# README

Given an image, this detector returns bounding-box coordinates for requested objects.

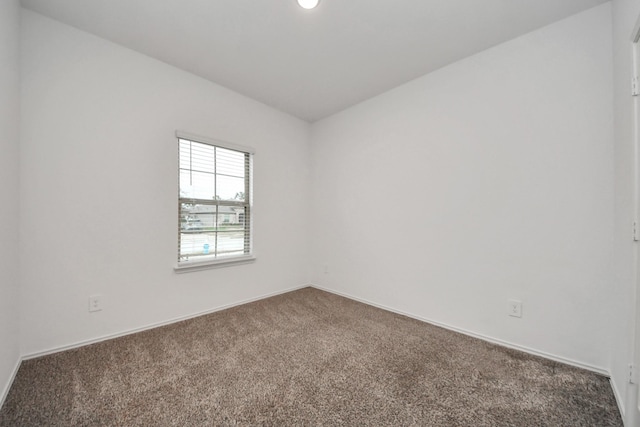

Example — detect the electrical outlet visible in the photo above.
[507,299,522,318]
[89,295,102,312]
[323,265,329,274]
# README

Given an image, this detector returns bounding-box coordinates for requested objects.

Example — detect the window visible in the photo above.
[176,132,254,271]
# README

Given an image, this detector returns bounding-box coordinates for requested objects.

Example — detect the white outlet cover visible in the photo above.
[507,299,522,318]
[89,295,102,312]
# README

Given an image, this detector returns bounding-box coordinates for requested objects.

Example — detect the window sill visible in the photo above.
[174,255,256,273]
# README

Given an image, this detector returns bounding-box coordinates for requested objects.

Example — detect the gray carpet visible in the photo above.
[0,287,622,426]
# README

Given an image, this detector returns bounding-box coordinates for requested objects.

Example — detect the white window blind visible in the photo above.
[177,133,253,266]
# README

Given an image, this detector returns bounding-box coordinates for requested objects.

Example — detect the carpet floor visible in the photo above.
[0,287,622,426]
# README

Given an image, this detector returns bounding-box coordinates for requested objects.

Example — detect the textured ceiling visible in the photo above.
[21,0,609,122]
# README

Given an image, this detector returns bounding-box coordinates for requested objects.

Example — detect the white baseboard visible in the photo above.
[23,283,310,361]
[0,356,22,409]
[310,284,611,377]
[610,377,627,425]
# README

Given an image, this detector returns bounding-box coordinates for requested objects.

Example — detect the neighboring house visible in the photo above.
[181,204,244,230]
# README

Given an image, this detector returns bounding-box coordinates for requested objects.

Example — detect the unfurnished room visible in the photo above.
[2,0,640,425]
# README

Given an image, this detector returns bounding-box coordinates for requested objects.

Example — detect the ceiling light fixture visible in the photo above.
[297,0,319,10]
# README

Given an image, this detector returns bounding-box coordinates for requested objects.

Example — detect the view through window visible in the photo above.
[178,135,252,264]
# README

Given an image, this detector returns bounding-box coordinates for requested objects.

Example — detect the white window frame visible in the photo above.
[174,131,255,273]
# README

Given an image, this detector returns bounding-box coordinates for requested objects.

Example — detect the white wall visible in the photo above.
[310,4,614,372]
[611,0,640,421]
[0,0,21,404]
[19,10,311,355]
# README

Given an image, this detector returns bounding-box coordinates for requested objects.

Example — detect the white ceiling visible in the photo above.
[21,0,609,122]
